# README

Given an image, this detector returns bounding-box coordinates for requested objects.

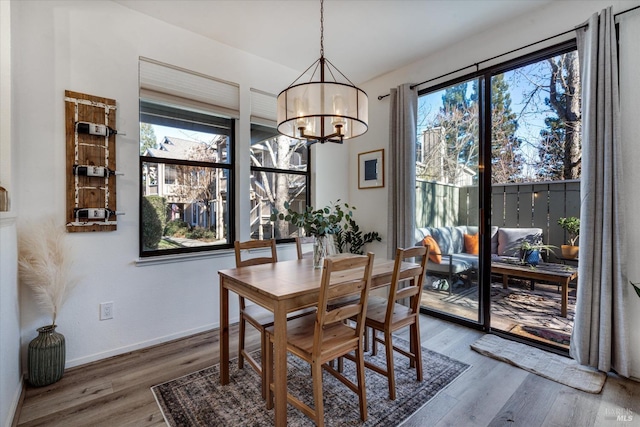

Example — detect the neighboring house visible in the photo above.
[143,136,226,230]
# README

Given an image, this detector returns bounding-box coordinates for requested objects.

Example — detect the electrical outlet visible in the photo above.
[100,302,114,320]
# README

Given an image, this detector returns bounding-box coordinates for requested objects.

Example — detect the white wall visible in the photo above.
[355,0,640,379]
[10,0,330,371]
[1,0,22,425]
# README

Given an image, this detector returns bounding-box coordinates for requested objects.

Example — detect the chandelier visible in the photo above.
[276,0,368,145]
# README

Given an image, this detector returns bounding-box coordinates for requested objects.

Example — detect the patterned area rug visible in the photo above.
[471,334,606,393]
[152,338,470,426]
[440,282,575,337]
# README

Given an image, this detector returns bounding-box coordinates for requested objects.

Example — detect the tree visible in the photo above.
[489,74,524,184]
[140,123,157,155]
[250,136,307,239]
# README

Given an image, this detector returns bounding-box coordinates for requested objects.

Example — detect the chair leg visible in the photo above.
[238,316,246,369]
[312,360,325,427]
[260,330,267,399]
[355,344,368,422]
[371,329,378,356]
[384,330,397,400]
[412,320,423,382]
[265,334,274,410]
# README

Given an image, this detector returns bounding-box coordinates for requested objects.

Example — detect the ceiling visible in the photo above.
[113,0,556,84]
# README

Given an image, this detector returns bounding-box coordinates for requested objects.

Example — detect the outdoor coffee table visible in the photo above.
[491,258,578,317]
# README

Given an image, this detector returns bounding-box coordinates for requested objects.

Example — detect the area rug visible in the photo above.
[440,282,575,335]
[470,334,606,393]
[152,338,470,426]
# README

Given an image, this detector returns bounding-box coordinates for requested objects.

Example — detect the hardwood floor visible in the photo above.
[15,316,640,427]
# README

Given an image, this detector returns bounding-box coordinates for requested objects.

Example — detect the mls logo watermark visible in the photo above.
[604,407,634,422]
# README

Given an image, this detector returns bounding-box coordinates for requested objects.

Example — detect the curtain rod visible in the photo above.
[377,4,640,100]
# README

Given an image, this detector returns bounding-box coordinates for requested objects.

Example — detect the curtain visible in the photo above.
[387,84,418,258]
[570,7,631,377]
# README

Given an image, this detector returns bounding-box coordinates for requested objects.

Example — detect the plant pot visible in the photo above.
[28,325,66,387]
[520,249,540,266]
[561,244,579,259]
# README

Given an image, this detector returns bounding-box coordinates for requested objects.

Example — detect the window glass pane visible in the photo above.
[252,171,307,239]
[142,162,229,252]
[492,51,581,183]
[250,123,309,240]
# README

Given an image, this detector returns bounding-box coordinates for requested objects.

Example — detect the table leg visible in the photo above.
[502,274,509,289]
[220,277,230,385]
[561,278,569,318]
[273,301,288,426]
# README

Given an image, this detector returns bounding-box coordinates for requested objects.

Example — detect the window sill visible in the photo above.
[135,248,234,267]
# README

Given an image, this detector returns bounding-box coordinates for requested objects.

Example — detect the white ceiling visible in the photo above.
[113,0,556,84]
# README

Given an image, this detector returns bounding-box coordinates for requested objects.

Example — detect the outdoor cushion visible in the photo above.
[497,227,543,256]
[422,236,442,263]
[464,233,479,254]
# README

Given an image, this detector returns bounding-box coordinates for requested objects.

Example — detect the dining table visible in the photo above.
[218,254,419,426]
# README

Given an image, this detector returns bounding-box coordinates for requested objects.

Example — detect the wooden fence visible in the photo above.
[416,179,581,259]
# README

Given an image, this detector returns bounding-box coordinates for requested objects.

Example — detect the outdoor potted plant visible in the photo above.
[557,216,580,259]
[18,216,78,386]
[519,241,557,266]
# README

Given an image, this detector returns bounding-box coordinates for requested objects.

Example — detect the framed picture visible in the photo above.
[358,149,384,189]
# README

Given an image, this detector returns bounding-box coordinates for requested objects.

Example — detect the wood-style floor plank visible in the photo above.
[14,316,640,427]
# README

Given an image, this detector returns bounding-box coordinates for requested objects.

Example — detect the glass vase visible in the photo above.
[28,325,66,387]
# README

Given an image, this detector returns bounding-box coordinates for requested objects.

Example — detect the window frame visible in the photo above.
[139,102,236,258]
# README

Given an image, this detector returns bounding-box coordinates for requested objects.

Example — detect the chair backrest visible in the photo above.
[234,239,278,268]
[314,253,375,354]
[387,246,429,318]
[295,236,316,260]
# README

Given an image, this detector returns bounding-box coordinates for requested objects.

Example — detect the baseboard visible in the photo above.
[7,376,24,427]
[64,321,230,368]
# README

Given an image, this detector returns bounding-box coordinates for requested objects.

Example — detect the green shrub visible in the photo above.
[186,226,216,241]
[142,196,166,249]
[165,219,189,237]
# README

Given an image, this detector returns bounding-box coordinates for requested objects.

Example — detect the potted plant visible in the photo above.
[271,200,381,267]
[18,216,78,386]
[557,216,580,259]
[519,241,557,266]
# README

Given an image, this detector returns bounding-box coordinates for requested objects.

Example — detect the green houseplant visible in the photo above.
[271,200,381,267]
[18,216,79,386]
[557,216,580,259]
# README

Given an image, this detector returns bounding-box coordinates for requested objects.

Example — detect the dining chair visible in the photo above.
[363,245,428,400]
[264,253,375,427]
[295,235,316,260]
[233,239,279,398]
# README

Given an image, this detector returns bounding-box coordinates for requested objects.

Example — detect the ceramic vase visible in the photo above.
[28,325,66,387]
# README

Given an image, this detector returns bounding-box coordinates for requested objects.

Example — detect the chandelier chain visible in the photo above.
[320,0,324,57]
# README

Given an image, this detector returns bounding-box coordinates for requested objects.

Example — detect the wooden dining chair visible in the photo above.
[363,245,429,400]
[264,253,375,427]
[295,235,316,260]
[233,239,278,398]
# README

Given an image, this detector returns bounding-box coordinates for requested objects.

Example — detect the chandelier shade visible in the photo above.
[276,0,368,144]
[277,79,368,144]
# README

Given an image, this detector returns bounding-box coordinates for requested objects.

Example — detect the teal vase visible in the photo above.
[28,325,66,387]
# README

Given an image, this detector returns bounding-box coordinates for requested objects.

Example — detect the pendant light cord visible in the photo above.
[320,0,324,58]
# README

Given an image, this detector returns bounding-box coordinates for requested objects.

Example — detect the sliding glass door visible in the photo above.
[416,77,482,324]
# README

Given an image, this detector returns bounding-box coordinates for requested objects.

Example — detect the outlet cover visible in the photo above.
[100,302,113,320]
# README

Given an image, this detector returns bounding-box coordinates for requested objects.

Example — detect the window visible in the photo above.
[139,58,238,257]
[250,123,309,240]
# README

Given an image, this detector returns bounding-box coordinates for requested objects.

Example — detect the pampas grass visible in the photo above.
[18,217,77,326]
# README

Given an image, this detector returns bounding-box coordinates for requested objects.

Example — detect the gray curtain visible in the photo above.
[570,7,631,377]
[387,84,417,258]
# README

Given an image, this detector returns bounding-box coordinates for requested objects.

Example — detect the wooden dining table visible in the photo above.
[218,255,418,426]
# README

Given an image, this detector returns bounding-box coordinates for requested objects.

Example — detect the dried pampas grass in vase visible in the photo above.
[18,216,77,326]
[19,216,78,386]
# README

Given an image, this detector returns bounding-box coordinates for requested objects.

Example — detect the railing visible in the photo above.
[417,179,581,259]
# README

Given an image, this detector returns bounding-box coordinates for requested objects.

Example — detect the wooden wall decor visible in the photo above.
[65,90,121,232]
